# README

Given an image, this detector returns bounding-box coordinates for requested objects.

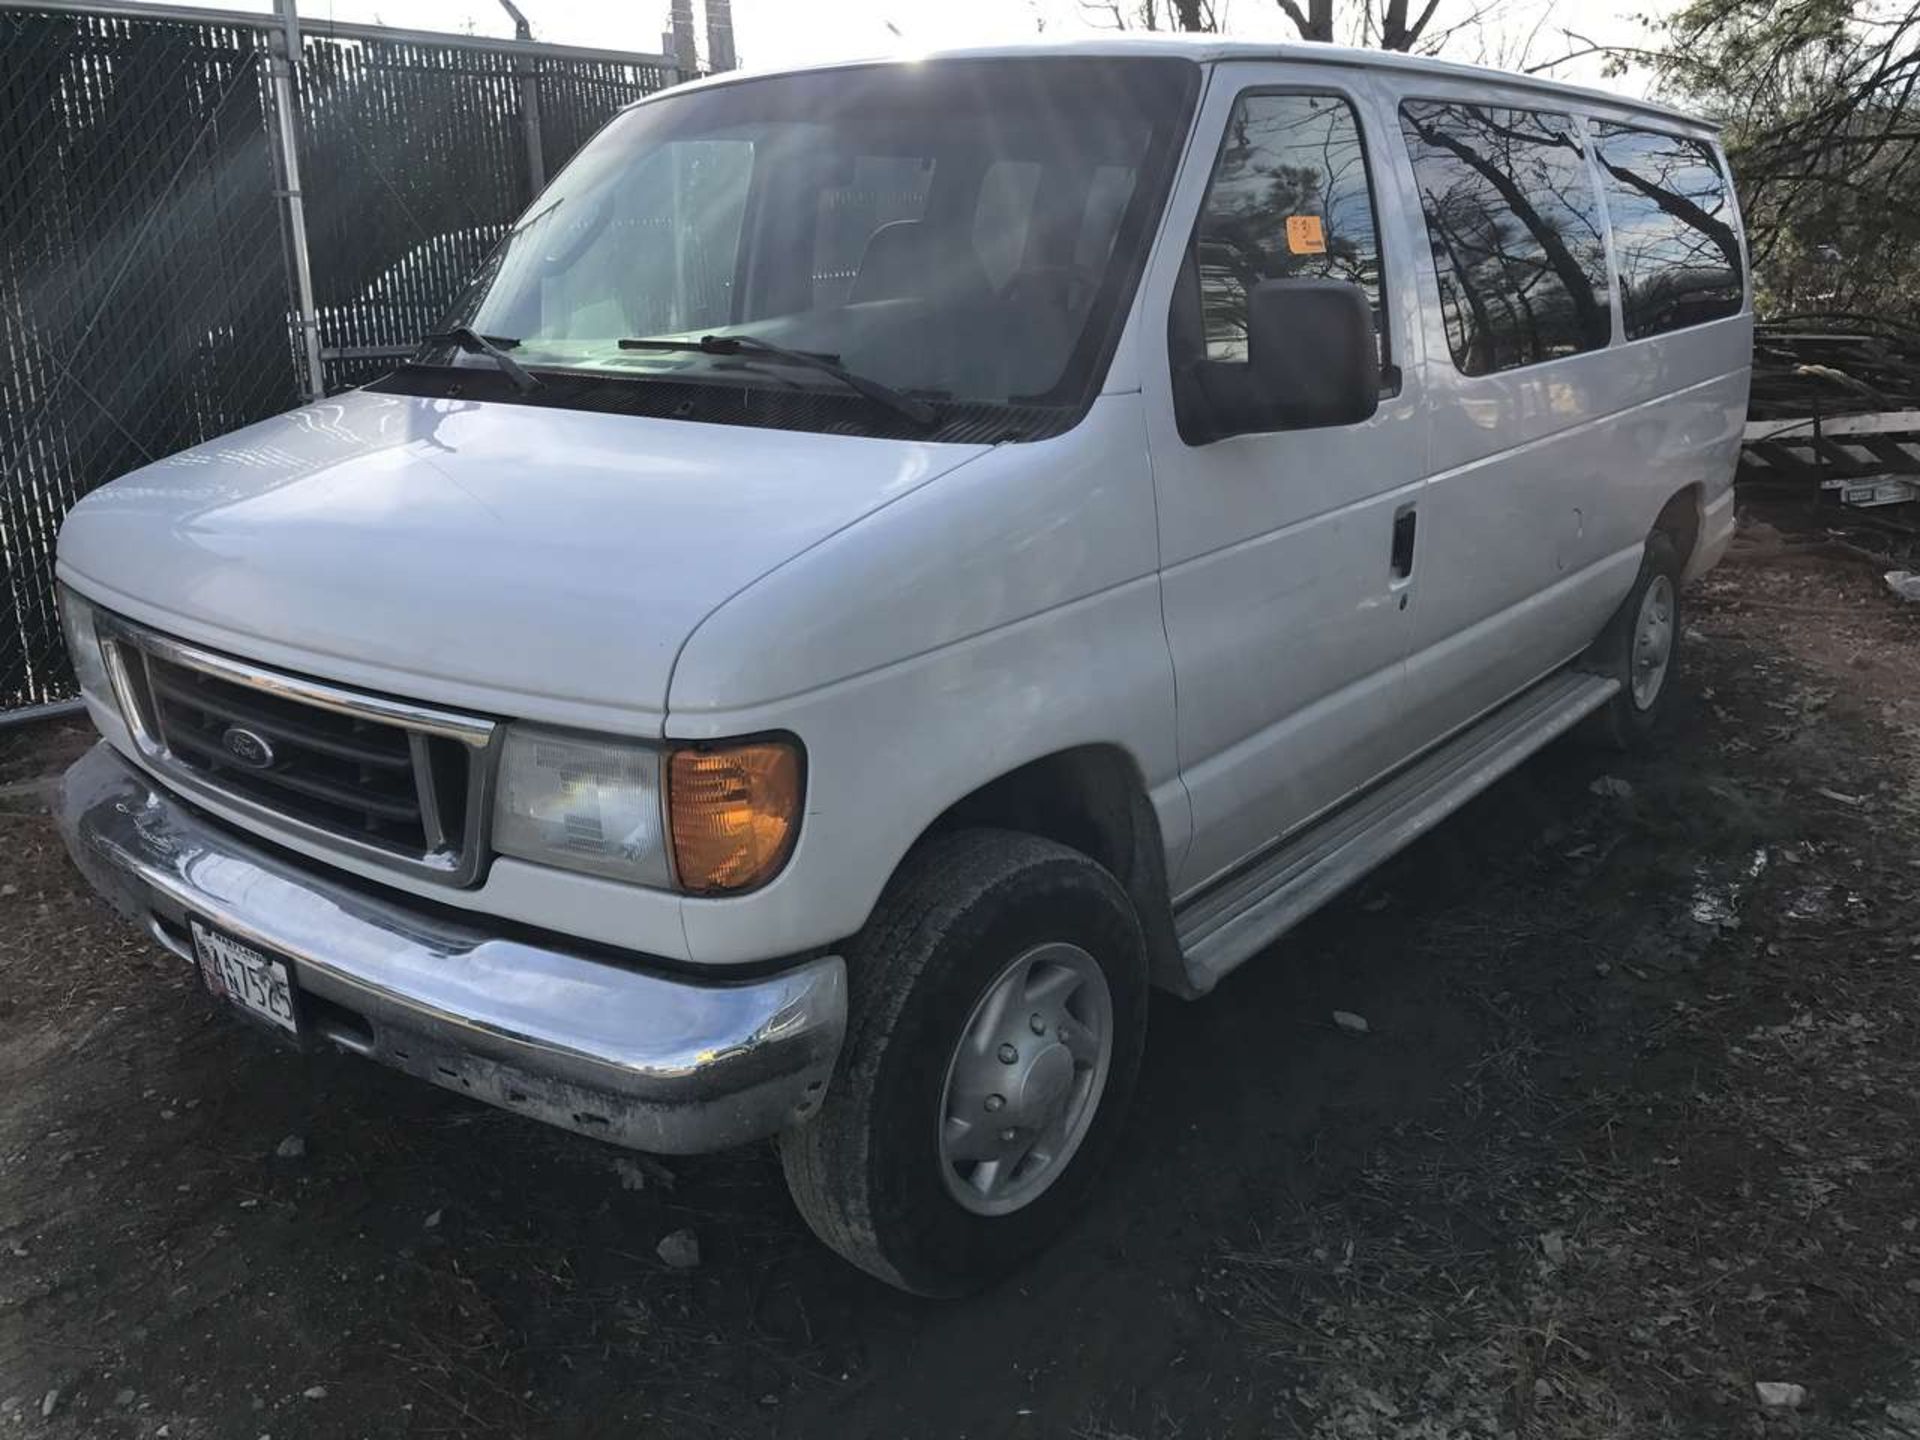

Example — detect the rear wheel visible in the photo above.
[779,829,1148,1295]
[1581,528,1685,750]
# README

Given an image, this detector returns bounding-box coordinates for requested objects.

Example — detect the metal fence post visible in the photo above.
[498,0,545,198]
[519,65,546,197]
[268,0,326,401]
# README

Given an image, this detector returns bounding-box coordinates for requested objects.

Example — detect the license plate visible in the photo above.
[190,920,300,1036]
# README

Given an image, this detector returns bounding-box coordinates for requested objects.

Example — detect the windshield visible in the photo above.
[409,57,1198,441]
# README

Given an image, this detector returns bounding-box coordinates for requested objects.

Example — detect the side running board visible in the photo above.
[1174,668,1620,995]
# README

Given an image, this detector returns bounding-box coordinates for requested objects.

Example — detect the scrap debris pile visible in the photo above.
[1741,313,1920,525]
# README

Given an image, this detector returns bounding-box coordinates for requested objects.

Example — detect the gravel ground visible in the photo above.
[2,506,1918,1439]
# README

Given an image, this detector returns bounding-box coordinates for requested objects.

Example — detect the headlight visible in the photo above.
[492,727,803,894]
[493,727,673,886]
[57,586,115,713]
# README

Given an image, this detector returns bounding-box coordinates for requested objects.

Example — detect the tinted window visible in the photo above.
[1591,123,1743,339]
[1193,92,1386,363]
[1399,102,1611,375]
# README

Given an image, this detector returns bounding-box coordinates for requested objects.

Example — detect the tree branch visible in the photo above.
[1273,0,1313,37]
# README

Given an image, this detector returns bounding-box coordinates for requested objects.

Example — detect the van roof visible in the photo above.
[666,35,1712,134]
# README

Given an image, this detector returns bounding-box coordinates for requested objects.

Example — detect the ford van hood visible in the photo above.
[58,390,988,728]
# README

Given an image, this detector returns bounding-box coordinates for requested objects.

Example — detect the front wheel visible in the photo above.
[778,829,1148,1295]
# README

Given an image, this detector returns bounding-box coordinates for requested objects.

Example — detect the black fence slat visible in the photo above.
[1,11,291,712]
[0,7,670,712]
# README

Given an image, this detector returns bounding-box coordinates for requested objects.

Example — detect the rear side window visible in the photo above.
[1193,92,1387,363]
[1399,101,1611,375]
[1590,123,1744,339]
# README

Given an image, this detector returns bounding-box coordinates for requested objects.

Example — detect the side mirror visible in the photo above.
[1193,278,1380,440]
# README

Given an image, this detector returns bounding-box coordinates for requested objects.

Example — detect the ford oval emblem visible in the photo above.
[220,725,275,770]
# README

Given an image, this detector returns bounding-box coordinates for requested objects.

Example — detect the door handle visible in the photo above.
[1390,504,1418,585]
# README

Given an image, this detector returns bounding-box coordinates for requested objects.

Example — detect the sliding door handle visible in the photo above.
[1390,505,1418,583]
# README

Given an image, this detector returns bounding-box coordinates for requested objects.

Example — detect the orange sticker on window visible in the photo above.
[1286,215,1327,255]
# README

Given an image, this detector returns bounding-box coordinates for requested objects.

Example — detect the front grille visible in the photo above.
[147,656,449,851]
[98,618,496,885]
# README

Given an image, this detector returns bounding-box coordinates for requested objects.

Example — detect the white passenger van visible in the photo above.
[54,38,1748,1293]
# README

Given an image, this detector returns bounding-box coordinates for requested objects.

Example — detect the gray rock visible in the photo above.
[39,1390,59,1419]
[1589,775,1634,800]
[613,1159,649,1192]
[1332,1010,1370,1035]
[1755,1381,1806,1409]
[302,1385,327,1400]
[612,1154,676,1192]
[275,1135,307,1160]
[656,1228,701,1269]
[114,1388,136,1408]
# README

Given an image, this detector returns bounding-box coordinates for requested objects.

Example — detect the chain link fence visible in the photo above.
[0,1,675,715]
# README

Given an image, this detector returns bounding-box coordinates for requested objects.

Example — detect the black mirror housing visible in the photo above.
[1191,278,1381,441]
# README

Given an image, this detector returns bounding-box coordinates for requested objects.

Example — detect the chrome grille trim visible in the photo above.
[95,614,499,887]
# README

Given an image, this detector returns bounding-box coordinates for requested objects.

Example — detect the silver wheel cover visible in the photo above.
[935,941,1114,1217]
[1631,573,1676,711]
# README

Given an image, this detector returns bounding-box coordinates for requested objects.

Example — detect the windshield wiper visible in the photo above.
[419,325,541,393]
[618,334,937,428]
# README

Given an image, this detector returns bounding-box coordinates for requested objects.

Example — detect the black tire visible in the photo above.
[1580,528,1685,751]
[778,828,1149,1296]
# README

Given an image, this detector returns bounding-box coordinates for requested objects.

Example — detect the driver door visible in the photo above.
[1140,64,1434,897]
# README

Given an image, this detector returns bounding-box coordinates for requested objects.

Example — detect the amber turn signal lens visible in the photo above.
[667,741,803,894]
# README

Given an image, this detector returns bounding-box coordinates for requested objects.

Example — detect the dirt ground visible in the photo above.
[3,504,1919,1440]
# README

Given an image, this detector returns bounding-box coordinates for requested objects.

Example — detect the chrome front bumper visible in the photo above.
[56,743,846,1154]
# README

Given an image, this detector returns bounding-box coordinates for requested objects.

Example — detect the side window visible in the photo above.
[1590,123,1744,339]
[1193,92,1387,364]
[1398,102,1611,376]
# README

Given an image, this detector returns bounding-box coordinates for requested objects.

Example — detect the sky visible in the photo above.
[136,0,1681,98]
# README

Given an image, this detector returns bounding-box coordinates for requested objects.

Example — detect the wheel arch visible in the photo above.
[906,743,1190,995]
[1653,483,1702,569]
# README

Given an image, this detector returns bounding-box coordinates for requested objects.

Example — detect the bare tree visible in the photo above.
[1561,0,1920,317]
[1079,0,1522,56]
[1271,0,1507,52]
[1078,0,1220,30]
[1272,0,1335,41]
